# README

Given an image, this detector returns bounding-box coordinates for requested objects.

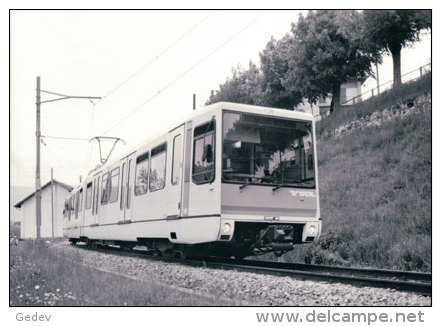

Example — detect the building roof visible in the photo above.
[14,180,73,208]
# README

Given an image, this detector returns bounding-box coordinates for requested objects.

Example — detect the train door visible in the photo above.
[81,181,93,235]
[187,118,217,216]
[92,175,100,225]
[120,152,136,221]
[167,125,185,218]
[182,118,219,217]
[181,121,192,217]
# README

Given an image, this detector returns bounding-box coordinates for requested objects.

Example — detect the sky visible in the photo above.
[10,10,431,188]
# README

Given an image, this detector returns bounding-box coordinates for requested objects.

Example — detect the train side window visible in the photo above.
[69,196,75,221]
[101,172,110,205]
[192,120,215,184]
[68,197,73,221]
[94,176,100,215]
[135,152,149,196]
[92,179,97,215]
[92,181,96,215]
[171,134,182,185]
[127,159,132,208]
[120,163,126,210]
[66,199,69,220]
[64,200,68,219]
[79,189,83,212]
[86,182,92,210]
[71,197,74,219]
[75,192,79,219]
[150,143,167,192]
[109,167,120,203]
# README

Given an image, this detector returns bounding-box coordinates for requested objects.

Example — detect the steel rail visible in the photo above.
[203,258,431,295]
[74,244,431,295]
[208,257,432,282]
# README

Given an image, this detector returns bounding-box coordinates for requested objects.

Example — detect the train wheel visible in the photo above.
[152,249,162,257]
[87,240,98,249]
[172,244,188,260]
[175,251,187,260]
[230,254,246,260]
[120,243,135,251]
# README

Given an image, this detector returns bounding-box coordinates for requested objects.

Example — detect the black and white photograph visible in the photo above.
[8,5,435,325]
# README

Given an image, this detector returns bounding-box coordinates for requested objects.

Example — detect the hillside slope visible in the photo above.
[280,76,432,272]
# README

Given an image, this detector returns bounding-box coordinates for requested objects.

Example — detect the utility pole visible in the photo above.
[36,77,42,239]
[35,76,101,240]
[51,167,54,239]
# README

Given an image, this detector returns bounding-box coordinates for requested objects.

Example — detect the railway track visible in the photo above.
[75,243,431,295]
[204,257,431,295]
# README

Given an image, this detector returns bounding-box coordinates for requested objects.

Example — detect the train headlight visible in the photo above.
[307,224,317,236]
[222,223,231,233]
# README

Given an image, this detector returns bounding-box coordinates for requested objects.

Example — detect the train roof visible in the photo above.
[199,101,315,121]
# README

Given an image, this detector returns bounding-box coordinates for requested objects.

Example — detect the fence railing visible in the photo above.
[341,63,431,106]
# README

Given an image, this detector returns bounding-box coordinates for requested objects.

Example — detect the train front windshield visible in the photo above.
[222,111,315,188]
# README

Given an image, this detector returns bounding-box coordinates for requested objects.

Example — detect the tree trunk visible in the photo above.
[330,82,341,114]
[390,43,402,87]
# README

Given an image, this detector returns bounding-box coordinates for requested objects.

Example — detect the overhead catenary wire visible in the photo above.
[41,140,79,184]
[41,134,123,175]
[101,10,269,136]
[97,10,216,103]
[41,135,90,141]
[41,11,267,180]
[77,11,215,176]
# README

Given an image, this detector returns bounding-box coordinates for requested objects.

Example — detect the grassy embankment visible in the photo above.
[284,73,432,271]
[9,241,224,306]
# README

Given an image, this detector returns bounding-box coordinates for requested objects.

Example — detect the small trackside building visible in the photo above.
[14,180,73,239]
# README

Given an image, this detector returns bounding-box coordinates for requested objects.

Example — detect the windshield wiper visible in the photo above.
[272,184,286,192]
[289,179,314,187]
[239,182,251,190]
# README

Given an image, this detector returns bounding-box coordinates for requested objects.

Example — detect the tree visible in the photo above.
[287,10,377,113]
[363,10,431,86]
[259,35,303,109]
[206,61,264,106]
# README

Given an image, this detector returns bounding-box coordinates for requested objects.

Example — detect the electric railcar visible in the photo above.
[63,102,321,258]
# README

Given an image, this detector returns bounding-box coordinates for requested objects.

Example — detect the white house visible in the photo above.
[14,180,73,239]
[294,81,363,118]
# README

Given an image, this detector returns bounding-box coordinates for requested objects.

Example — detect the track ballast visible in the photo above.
[75,243,431,296]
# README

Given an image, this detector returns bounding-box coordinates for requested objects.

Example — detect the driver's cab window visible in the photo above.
[192,119,215,184]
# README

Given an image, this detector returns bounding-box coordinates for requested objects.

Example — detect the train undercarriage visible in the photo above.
[69,222,305,259]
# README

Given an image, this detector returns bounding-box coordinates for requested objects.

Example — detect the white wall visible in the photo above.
[20,184,70,238]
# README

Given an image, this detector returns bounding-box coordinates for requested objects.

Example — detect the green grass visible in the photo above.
[312,107,431,271]
[267,79,431,272]
[9,241,230,306]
